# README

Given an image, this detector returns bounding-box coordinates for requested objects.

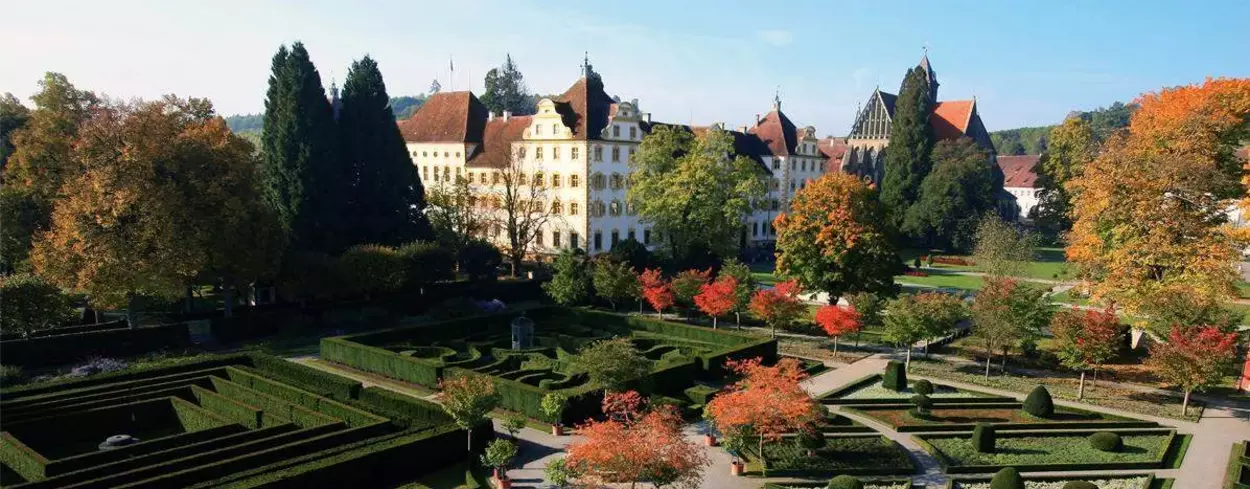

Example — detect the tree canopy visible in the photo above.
[903,137,998,251]
[481,54,535,116]
[880,66,935,227]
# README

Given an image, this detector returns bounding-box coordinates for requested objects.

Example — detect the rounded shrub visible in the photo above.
[1087,431,1123,452]
[1023,385,1055,418]
[989,467,1024,489]
[910,394,933,419]
[972,423,996,453]
[796,427,826,452]
[882,360,907,392]
[913,379,935,395]
[1061,482,1099,489]
[826,475,863,489]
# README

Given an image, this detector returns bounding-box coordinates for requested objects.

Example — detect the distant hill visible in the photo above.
[990,102,1138,155]
[223,95,429,138]
[224,113,263,134]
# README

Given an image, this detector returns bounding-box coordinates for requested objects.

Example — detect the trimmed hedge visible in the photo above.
[356,387,452,429]
[248,354,361,400]
[0,322,191,368]
[972,423,996,453]
[916,428,1179,474]
[1089,431,1123,452]
[192,385,265,428]
[221,367,385,427]
[882,361,906,391]
[208,377,339,428]
[827,474,863,489]
[1024,385,1055,418]
[990,467,1024,489]
[171,396,235,431]
[40,424,246,477]
[0,431,49,482]
[0,354,250,400]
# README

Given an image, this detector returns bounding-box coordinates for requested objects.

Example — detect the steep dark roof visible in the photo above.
[748,110,798,156]
[466,116,533,169]
[878,91,898,117]
[398,91,487,143]
[997,155,1040,188]
[553,77,614,140]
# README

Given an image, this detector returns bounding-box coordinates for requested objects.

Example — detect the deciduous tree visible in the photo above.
[574,337,651,392]
[972,215,1038,278]
[670,268,712,319]
[439,374,500,451]
[425,176,486,256]
[567,394,708,489]
[4,72,98,200]
[1033,117,1097,238]
[970,278,1052,377]
[1147,326,1238,415]
[1051,307,1122,399]
[717,258,758,327]
[815,305,860,356]
[338,244,405,298]
[0,92,30,169]
[640,268,675,317]
[593,257,639,310]
[750,280,806,337]
[545,249,592,306]
[774,173,901,304]
[705,358,821,474]
[0,273,75,336]
[695,276,737,329]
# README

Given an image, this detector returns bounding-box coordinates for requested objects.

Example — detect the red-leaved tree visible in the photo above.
[749,279,806,337]
[704,357,821,475]
[1147,325,1239,415]
[695,276,738,329]
[815,304,861,357]
[1050,306,1123,399]
[567,391,709,488]
[640,268,675,318]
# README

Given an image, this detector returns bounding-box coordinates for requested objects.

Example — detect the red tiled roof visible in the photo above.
[467,116,533,169]
[996,155,1040,188]
[748,110,798,156]
[931,100,975,141]
[398,91,487,143]
[553,77,614,140]
[819,137,847,173]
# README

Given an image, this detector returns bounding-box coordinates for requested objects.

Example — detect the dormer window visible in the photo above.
[536,125,543,136]
[551,123,558,135]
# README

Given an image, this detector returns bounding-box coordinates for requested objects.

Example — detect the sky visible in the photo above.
[3,0,1248,135]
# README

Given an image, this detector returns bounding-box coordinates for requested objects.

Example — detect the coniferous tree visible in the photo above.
[339,55,432,246]
[260,42,346,253]
[880,67,935,228]
[481,54,533,116]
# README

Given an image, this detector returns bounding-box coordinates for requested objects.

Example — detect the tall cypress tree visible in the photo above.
[339,55,432,246]
[260,42,345,253]
[880,67,935,229]
[481,54,532,115]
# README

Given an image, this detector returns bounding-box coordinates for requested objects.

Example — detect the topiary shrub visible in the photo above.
[989,467,1024,489]
[1087,431,1123,452]
[972,423,996,453]
[913,379,934,395]
[1061,482,1099,489]
[882,360,907,392]
[796,426,826,455]
[1023,385,1054,418]
[910,394,933,419]
[826,475,864,489]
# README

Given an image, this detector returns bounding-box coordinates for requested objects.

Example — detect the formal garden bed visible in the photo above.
[947,475,1161,489]
[1226,440,1250,489]
[818,373,1009,405]
[844,403,1157,433]
[0,353,489,488]
[321,307,776,424]
[916,428,1180,473]
[742,434,916,477]
[762,479,913,489]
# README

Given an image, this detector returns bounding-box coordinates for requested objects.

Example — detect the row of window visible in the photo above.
[521,145,634,163]
[770,158,826,173]
[530,227,653,251]
[752,220,777,238]
[412,150,462,159]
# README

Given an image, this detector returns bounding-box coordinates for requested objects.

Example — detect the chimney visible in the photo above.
[738,125,748,133]
[502,110,511,121]
[488,111,496,122]
[642,113,651,123]
[755,114,761,125]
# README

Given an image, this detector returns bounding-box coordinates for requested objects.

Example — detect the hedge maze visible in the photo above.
[322,307,777,423]
[0,354,490,488]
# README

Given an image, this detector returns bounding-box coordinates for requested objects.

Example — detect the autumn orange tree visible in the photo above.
[814,304,860,356]
[749,279,807,337]
[640,268,675,317]
[1067,78,1250,331]
[773,173,901,305]
[705,357,821,474]
[1147,326,1239,415]
[695,276,737,329]
[1050,307,1123,399]
[566,391,708,488]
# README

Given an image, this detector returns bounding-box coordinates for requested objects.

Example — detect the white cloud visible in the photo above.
[755,30,794,47]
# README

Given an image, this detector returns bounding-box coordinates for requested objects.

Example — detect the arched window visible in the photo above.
[626,202,636,215]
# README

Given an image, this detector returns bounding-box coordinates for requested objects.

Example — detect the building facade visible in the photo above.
[995,155,1041,221]
[398,74,826,257]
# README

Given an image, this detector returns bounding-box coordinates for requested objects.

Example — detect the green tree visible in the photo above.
[972,215,1038,278]
[0,92,30,169]
[396,241,454,289]
[260,42,346,253]
[903,137,997,251]
[339,55,432,246]
[774,173,901,304]
[717,258,758,327]
[439,375,500,452]
[426,176,486,256]
[0,273,75,336]
[970,278,1053,377]
[629,126,767,261]
[882,295,927,369]
[338,244,405,298]
[389,95,426,119]
[459,239,502,282]
[574,337,652,392]
[544,249,592,306]
[593,258,639,310]
[4,73,99,200]
[1033,117,1097,238]
[31,97,283,323]
[480,54,533,116]
[880,67,935,227]
[0,186,51,273]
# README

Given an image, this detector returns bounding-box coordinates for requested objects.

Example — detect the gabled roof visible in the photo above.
[749,110,798,157]
[398,91,487,143]
[878,91,898,118]
[466,116,533,169]
[996,155,1040,188]
[931,100,976,141]
[552,77,615,140]
[819,137,848,172]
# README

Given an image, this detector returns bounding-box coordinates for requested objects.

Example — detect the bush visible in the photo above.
[0,365,23,388]
[1088,431,1123,452]
[1023,385,1055,418]
[0,273,76,337]
[396,241,455,288]
[913,379,934,395]
[826,475,864,489]
[459,239,502,282]
[972,423,996,453]
[989,467,1024,489]
[910,393,933,418]
[1061,482,1099,489]
[544,457,576,487]
[338,244,406,297]
[276,251,345,302]
[882,361,907,391]
[796,427,826,451]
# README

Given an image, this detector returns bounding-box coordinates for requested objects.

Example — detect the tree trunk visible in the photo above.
[185,286,194,314]
[771,324,776,338]
[1091,366,1099,388]
[1181,390,1190,416]
[1000,348,1008,373]
[126,294,138,329]
[1077,370,1086,400]
[905,347,912,371]
[984,345,992,380]
[224,285,235,318]
[758,435,766,477]
[467,430,473,452]
[833,336,839,357]
[735,311,741,328]
[712,316,717,329]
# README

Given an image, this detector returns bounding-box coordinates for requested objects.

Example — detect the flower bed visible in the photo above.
[744,435,915,477]
[918,429,1177,473]
[951,476,1152,489]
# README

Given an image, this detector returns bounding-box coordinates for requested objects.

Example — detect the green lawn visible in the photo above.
[901,247,1072,281]
[925,432,1172,467]
[895,272,986,291]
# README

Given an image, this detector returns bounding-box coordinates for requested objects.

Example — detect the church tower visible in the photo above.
[919,52,939,101]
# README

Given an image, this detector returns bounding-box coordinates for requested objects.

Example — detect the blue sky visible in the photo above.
[3,0,1247,134]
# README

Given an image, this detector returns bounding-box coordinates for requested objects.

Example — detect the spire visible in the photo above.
[581,51,590,79]
[772,86,781,111]
[919,45,939,101]
[329,78,342,122]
